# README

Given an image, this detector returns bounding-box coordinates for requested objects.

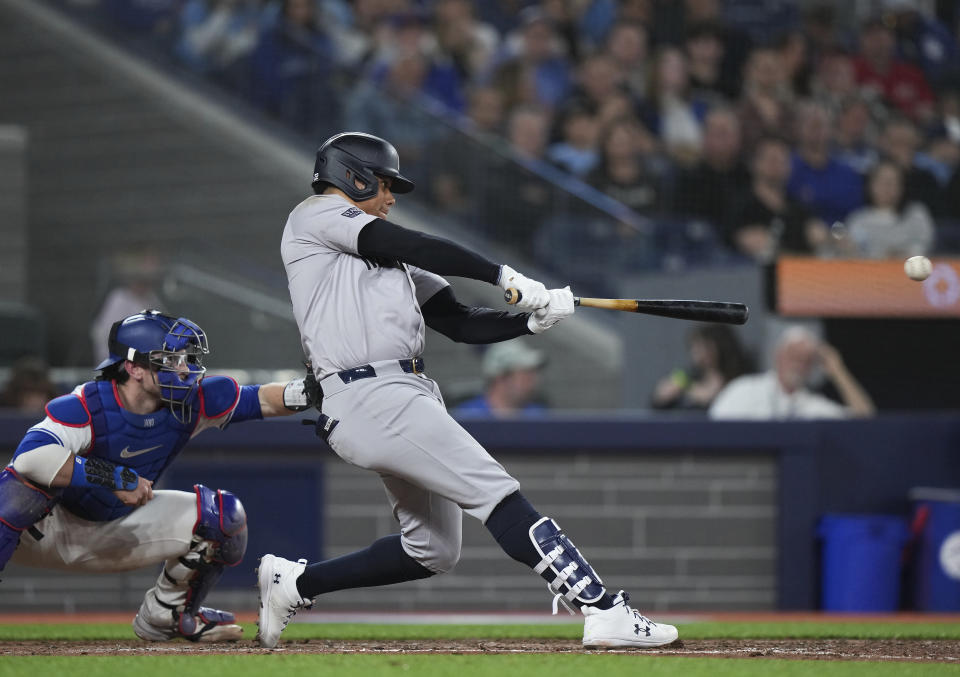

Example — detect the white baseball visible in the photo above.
[905,255,932,282]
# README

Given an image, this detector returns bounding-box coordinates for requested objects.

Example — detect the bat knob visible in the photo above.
[504,288,521,305]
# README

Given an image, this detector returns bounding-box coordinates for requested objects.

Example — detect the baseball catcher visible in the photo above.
[257,132,678,649]
[0,310,312,641]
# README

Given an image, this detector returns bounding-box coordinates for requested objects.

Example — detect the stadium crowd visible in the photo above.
[74,0,960,281]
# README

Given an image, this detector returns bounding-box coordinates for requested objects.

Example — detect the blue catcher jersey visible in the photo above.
[12,376,250,522]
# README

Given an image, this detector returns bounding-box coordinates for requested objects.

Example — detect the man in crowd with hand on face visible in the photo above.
[709,325,875,420]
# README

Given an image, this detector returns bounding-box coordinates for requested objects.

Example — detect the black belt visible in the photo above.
[337,358,424,384]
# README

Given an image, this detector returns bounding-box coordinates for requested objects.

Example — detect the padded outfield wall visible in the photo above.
[0,415,957,613]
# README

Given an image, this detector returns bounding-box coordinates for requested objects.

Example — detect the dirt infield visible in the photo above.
[2,638,959,662]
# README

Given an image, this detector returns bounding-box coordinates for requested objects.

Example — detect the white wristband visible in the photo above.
[282,378,309,411]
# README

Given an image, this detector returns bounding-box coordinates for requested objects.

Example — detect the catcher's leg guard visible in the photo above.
[530,516,608,614]
[0,468,58,574]
[134,485,247,642]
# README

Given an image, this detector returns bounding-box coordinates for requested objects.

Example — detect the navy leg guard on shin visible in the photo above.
[178,485,247,639]
[0,468,58,573]
[487,492,613,613]
[530,516,610,613]
[193,484,247,566]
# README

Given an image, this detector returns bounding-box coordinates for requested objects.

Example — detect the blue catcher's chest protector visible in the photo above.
[58,381,197,522]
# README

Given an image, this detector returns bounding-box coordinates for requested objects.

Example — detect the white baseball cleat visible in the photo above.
[581,590,678,649]
[256,554,312,648]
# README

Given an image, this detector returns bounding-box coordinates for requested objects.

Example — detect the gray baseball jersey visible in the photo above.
[281,193,520,567]
[281,194,448,379]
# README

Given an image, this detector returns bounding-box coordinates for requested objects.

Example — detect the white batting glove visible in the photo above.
[527,286,575,334]
[499,264,550,311]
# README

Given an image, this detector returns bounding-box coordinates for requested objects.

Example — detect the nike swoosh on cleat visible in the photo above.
[119,445,163,458]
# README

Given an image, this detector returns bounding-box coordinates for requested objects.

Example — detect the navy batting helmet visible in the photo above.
[98,309,209,423]
[311,132,415,201]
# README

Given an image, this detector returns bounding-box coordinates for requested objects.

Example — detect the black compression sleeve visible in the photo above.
[422,286,532,344]
[357,218,501,284]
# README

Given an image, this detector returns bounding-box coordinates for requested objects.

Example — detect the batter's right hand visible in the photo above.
[498,265,549,311]
[114,477,154,507]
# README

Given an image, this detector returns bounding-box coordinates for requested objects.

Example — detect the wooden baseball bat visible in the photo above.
[504,288,749,325]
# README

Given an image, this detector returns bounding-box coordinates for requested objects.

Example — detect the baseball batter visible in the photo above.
[258,132,678,649]
[0,310,313,641]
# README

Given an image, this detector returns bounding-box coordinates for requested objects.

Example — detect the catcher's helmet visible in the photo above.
[97,309,209,423]
[311,132,415,201]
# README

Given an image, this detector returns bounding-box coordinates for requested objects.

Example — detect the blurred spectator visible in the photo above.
[455,340,547,417]
[464,84,508,136]
[684,20,735,101]
[506,103,551,160]
[546,104,600,177]
[540,0,586,63]
[833,95,879,174]
[730,136,826,262]
[0,356,61,415]
[810,50,860,114]
[569,52,624,113]
[343,50,442,178]
[479,105,553,249]
[429,86,504,218]
[319,0,390,70]
[787,101,864,224]
[477,0,541,36]
[640,47,707,167]
[586,116,664,216]
[494,7,573,111]
[604,20,650,104]
[709,325,875,420]
[430,85,506,216]
[433,0,501,85]
[777,28,813,97]
[918,87,960,186]
[594,90,637,130]
[365,12,465,114]
[651,324,752,411]
[853,16,935,122]
[737,45,794,154]
[933,85,960,146]
[653,0,751,92]
[672,107,748,234]
[800,3,841,61]
[846,160,935,259]
[248,0,336,133]
[885,0,960,85]
[90,254,163,366]
[880,116,945,214]
[175,0,260,75]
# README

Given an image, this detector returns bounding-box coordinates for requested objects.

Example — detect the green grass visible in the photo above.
[0,655,956,677]
[0,621,957,676]
[2,620,959,641]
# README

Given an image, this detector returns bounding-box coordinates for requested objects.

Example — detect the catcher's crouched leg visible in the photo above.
[133,485,247,642]
[0,468,58,574]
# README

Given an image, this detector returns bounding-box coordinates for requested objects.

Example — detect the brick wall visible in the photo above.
[318,452,777,612]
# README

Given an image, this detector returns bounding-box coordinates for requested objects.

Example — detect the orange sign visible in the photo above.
[776,257,960,317]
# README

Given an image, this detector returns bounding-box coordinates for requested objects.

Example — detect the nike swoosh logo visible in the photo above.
[119,445,163,459]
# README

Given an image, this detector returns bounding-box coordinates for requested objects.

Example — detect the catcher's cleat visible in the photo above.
[581,590,678,649]
[256,554,312,648]
[133,606,243,642]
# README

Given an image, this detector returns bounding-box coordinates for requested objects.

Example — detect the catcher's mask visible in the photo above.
[98,310,209,424]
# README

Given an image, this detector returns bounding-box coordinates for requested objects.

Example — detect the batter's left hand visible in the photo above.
[528,286,575,334]
[114,477,154,507]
